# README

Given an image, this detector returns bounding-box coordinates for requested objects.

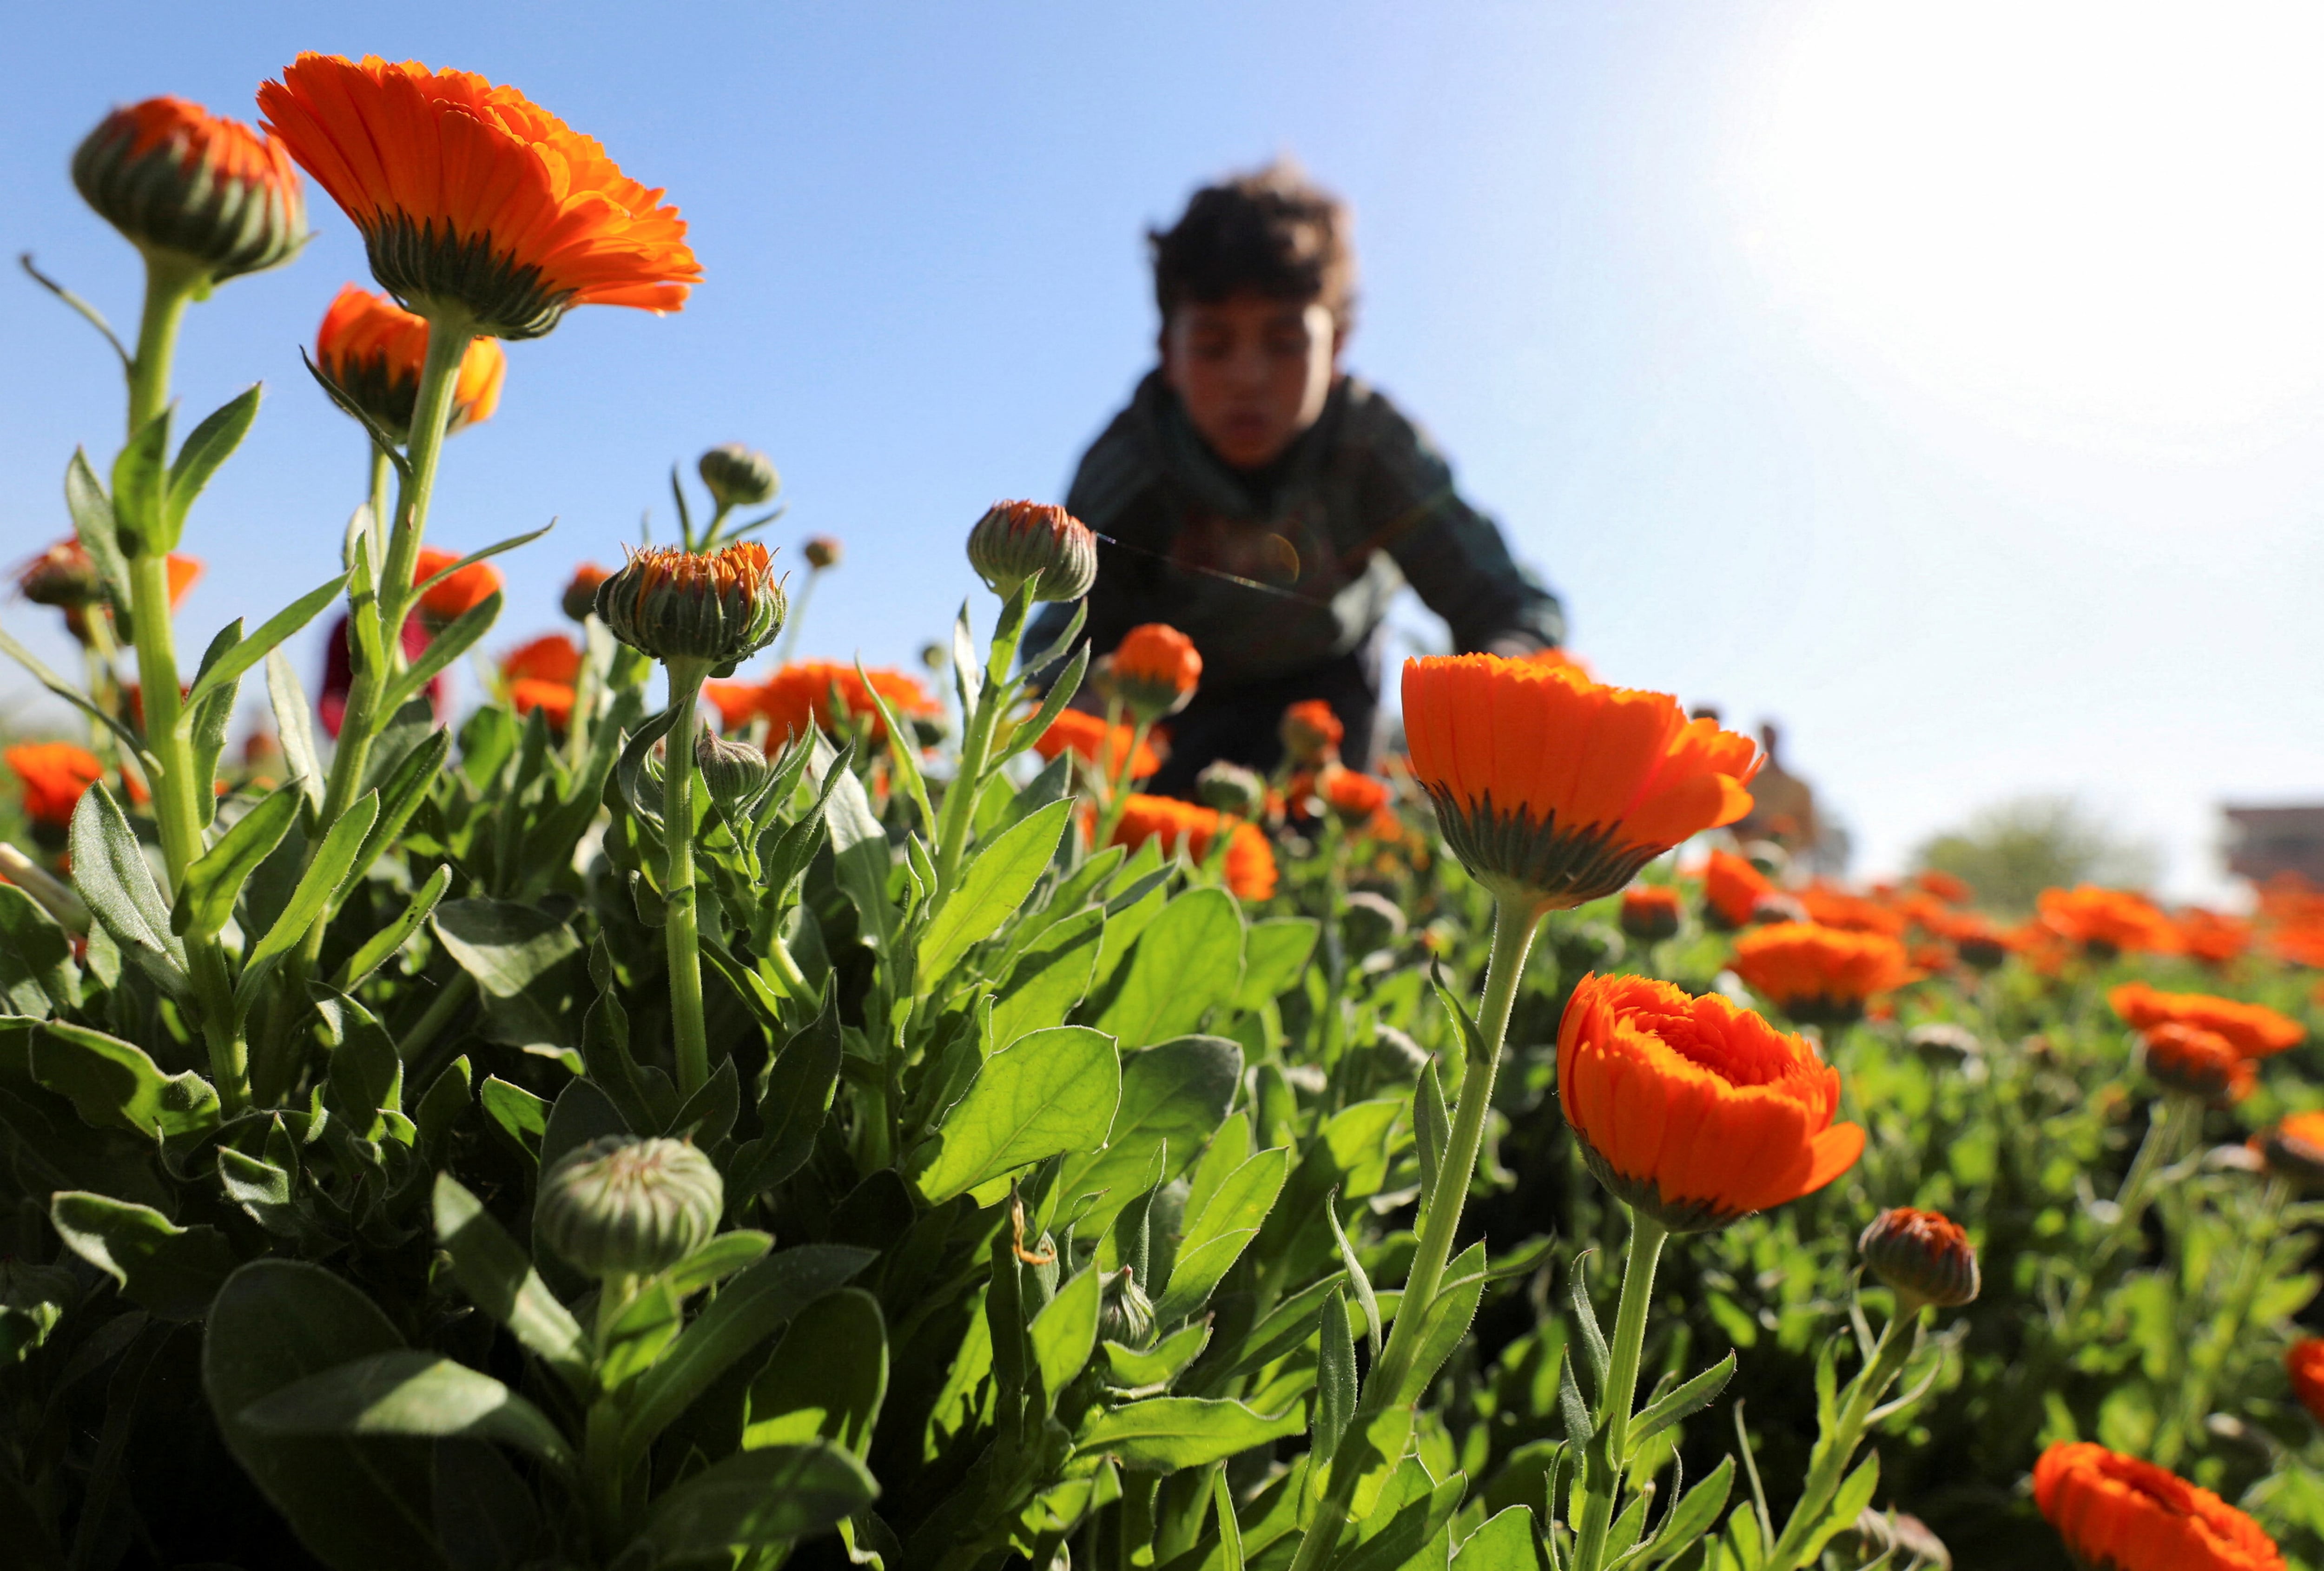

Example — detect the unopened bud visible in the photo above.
[1279,701,1342,768]
[2257,1113,2324,1188]
[967,501,1098,603]
[1107,623,1201,723]
[563,563,610,624]
[1195,760,1267,819]
[698,444,779,510]
[1619,885,1684,943]
[2141,1023,2253,1107]
[696,727,773,808]
[597,543,785,673]
[1858,1207,1980,1313]
[802,535,843,570]
[534,1135,723,1279]
[1098,1266,1156,1349]
[16,540,103,609]
[73,97,306,284]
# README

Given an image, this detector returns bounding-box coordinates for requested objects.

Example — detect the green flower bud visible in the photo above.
[1098,1266,1156,1349]
[968,501,1098,603]
[696,727,773,808]
[698,444,779,510]
[802,535,843,570]
[1195,760,1267,819]
[562,563,609,624]
[1858,1207,1980,1312]
[73,98,307,285]
[535,1135,724,1279]
[596,542,786,672]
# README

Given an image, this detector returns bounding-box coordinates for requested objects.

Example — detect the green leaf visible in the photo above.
[1396,1242,1487,1404]
[30,1021,218,1139]
[0,618,142,756]
[540,1076,630,1176]
[1326,1192,1383,1359]
[1453,1507,1540,1571]
[431,898,583,1055]
[68,785,189,996]
[1153,1146,1290,1324]
[1103,1320,1211,1387]
[599,1280,684,1391]
[822,743,893,955]
[239,1351,574,1473]
[1058,1035,1241,1231]
[1800,1453,1880,1565]
[204,1260,445,1571]
[1570,1252,1611,1397]
[337,865,451,990]
[240,791,379,1003]
[0,885,79,1015]
[1076,1397,1302,1472]
[300,348,413,482]
[989,903,1105,1046]
[919,796,1073,980]
[1230,918,1320,1010]
[660,1231,774,1300]
[1339,1473,1466,1571]
[316,991,405,1136]
[50,1191,236,1320]
[1415,1059,1451,1218]
[431,1174,590,1390]
[165,384,260,538]
[479,1076,549,1158]
[1628,1353,1736,1455]
[1095,888,1244,1048]
[623,1244,875,1457]
[1639,1458,1733,1568]
[1215,1466,1246,1571]
[639,1441,877,1557]
[914,1025,1122,1203]
[1030,1265,1103,1403]
[64,449,131,607]
[1314,1286,1357,1463]
[728,984,844,1206]
[383,591,501,718]
[267,647,328,815]
[111,408,170,552]
[991,642,1090,768]
[185,569,352,717]
[745,1287,888,1459]
[173,779,301,939]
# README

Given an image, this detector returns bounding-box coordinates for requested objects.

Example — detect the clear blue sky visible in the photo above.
[6,1,2320,900]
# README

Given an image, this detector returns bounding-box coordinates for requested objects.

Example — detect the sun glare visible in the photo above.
[1739,1,2324,442]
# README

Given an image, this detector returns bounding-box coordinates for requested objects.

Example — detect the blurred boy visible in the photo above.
[1031,160,1564,793]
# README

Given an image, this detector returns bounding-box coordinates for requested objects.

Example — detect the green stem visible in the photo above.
[126,252,196,435]
[662,661,712,1097]
[1285,897,1544,1571]
[1090,701,1148,850]
[929,587,1031,908]
[1569,1213,1671,1571]
[366,441,391,559]
[399,970,476,1083]
[2155,1175,2287,1469]
[774,565,818,666]
[1764,1309,1915,1571]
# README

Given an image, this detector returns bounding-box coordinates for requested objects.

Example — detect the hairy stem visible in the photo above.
[1764,1307,1916,1571]
[1569,1213,1671,1571]
[662,661,712,1097]
[929,586,1030,908]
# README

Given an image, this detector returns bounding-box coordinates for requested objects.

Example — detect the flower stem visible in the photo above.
[1284,896,1544,1571]
[126,252,196,436]
[1764,1307,1916,1571]
[2154,1175,2287,1469]
[1569,1212,1671,1571]
[774,565,818,665]
[662,660,712,1097]
[930,586,1031,908]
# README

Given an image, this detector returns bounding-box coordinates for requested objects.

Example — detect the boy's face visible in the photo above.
[1161,293,1341,469]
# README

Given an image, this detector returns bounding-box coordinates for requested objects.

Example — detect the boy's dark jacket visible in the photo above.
[1028,370,1564,697]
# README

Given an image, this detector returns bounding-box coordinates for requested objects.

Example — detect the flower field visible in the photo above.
[6,53,2324,1571]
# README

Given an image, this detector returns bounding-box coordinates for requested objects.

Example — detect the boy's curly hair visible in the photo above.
[1149,159,1358,335]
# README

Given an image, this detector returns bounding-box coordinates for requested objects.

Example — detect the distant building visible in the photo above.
[2224,804,2324,887]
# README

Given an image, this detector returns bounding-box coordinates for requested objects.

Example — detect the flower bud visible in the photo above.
[1858,1207,1980,1312]
[1279,700,1342,768]
[596,542,786,672]
[967,501,1098,603]
[17,540,103,609]
[1619,885,1684,944]
[698,443,779,510]
[1108,623,1202,723]
[696,727,774,808]
[2257,1112,2324,1188]
[1195,760,1267,819]
[562,563,610,624]
[1098,1266,1156,1349]
[315,284,506,444]
[534,1135,723,1279]
[2140,1023,2253,1107]
[802,535,843,570]
[73,98,305,284]
[1320,766,1393,832]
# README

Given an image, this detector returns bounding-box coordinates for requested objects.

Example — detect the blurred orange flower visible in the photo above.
[1913,869,1972,904]
[6,742,107,828]
[1799,882,1908,937]
[1110,623,1202,719]
[2141,1023,2256,1106]
[2175,907,2253,965]
[757,661,938,746]
[702,679,761,732]
[508,678,574,730]
[2107,982,2303,1059]
[1701,847,1773,930]
[501,633,582,688]
[1557,972,1864,1232]
[413,546,502,623]
[2038,885,2180,957]
[260,55,699,338]
[1035,709,1159,779]
[1619,884,1684,943]
[1108,792,1277,901]
[1730,921,1916,1027]
[2033,1441,2283,1571]
[1402,654,1758,911]
[1279,700,1343,766]
[2288,1340,2324,1425]
[1319,766,1393,832]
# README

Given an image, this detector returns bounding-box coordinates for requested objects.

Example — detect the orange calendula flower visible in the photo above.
[508,678,575,730]
[2288,1339,2324,1425]
[2107,982,2304,1059]
[1620,884,1684,943]
[1108,793,1277,902]
[2255,1112,2324,1188]
[501,633,582,688]
[1700,847,1773,931]
[7,743,109,828]
[1280,700,1344,767]
[1319,766,1393,832]
[1729,922,1916,1028]
[73,96,305,282]
[756,662,938,746]
[1556,973,1864,1232]
[1913,869,1972,904]
[702,679,762,733]
[259,55,700,338]
[1939,910,2014,971]
[2038,885,2181,958]
[1109,623,1202,721]
[1402,655,1759,911]
[1035,709,1159,780]
[413,546,504,625]
[2140,1023,2256,1106]
[316,283,507,442]
[1798,882,1907,937]
[2033,1441,2284,1571]
[2174,907,2252,966]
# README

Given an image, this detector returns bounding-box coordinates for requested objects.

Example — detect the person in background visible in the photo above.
[1030,160,1565,796]
[1734,720,1822,856]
